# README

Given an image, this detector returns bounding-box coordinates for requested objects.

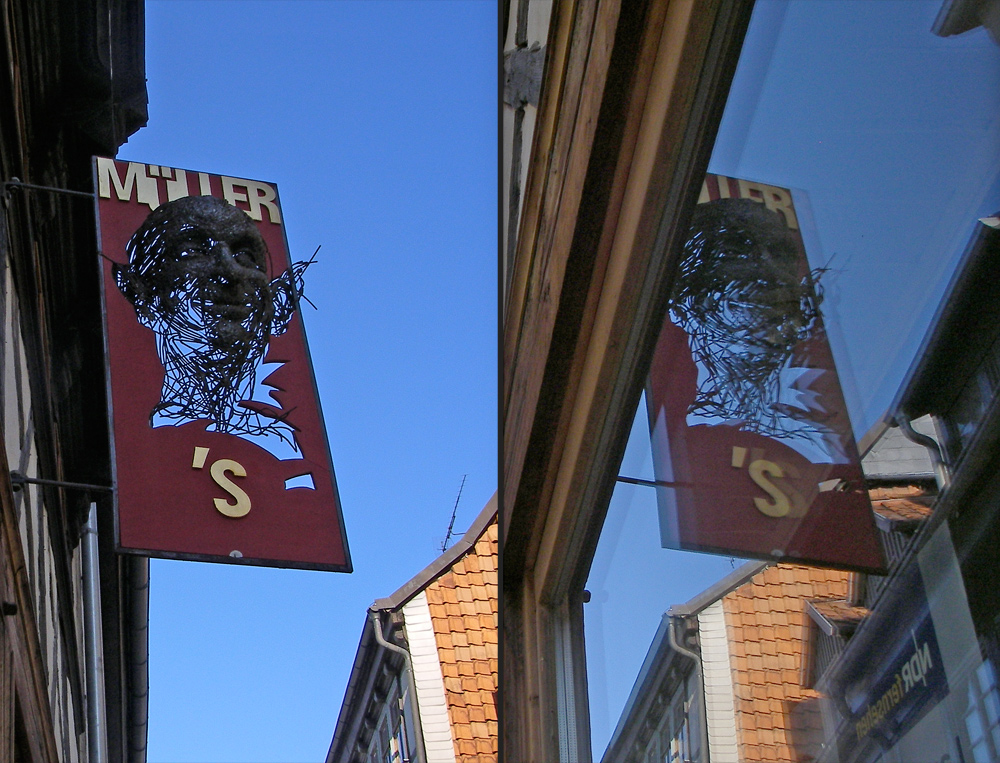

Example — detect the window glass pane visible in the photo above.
[709,0,1000,436]
[586,3,1000,763]
[585,398,737,758]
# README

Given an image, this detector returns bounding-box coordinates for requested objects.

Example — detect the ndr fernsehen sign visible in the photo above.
[94,157,351,571]
[647,174,884,573]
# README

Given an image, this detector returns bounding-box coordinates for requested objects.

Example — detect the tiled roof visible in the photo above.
[807,599,868,636]
[425,520,498,763]
[722,564,852,763]
[869,484,934,527]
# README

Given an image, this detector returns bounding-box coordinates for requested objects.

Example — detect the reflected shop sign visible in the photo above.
[94,157,351,571]
[832,561,948,762]
[647,174,883,571]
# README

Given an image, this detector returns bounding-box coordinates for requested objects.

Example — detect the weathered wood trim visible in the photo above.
[503,0,642,579]
[537,0,755,603]
[0,426,60,763]
[502,0,755,758]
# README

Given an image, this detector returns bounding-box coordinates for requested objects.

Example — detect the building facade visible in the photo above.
[0,1,149,761]
[601,562,855,763]
[809,214,1000,763]
[328,496,498,763]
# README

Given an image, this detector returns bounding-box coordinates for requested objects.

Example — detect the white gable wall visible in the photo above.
[700,600,740,762]
[402,591,458,763]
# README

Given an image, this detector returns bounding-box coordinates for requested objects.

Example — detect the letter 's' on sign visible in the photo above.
[646,174,884,573]
[94,157,351,571]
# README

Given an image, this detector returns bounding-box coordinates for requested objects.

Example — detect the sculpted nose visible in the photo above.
[212,242,242,278]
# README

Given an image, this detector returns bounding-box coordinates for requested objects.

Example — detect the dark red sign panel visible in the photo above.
[647,174,883,572]
[94,157,350,571]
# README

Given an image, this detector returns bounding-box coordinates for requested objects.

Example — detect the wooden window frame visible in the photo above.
[502,0,755,759]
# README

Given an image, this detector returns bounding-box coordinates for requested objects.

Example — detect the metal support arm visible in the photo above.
[9,471,112,493]
[2,178,96,199]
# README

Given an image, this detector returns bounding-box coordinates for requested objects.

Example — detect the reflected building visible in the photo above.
[600,562,853,763]
[602,215,1000,763]
[598,421,942,763]
[808,214,1000,763]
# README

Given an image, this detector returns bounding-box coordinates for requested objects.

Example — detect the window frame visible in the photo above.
[502,0,755,759]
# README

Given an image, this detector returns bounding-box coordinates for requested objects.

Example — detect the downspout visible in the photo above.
[83,501,149,763]
[895,414,950,490]
[668,614,708,763]
[369,609,426,763]
[891,413,955,556]
[127,555,149,763]
[82,502,108,763]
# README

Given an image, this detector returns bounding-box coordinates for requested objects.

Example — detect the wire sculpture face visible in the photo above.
[114,196,304,443]
[669,197,825,440]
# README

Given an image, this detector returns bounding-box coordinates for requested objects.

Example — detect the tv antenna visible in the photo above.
[441,475,467,552]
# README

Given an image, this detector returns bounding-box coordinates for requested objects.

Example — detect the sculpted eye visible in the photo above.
[176,237,210,258]
[229,237,265,271]
[234,250,258,267]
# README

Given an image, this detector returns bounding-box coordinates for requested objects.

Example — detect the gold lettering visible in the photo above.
[698,178,711,204]
[777,461,809,518]
[731,446,748,468]
[749,459,791,517]
[96,158,160,211]
[191,446,210,469]
[210,459,251,518]
[221,177,282,223]
[737,179,799,230]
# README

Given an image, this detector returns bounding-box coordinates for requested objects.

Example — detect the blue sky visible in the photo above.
[118,2,496,761]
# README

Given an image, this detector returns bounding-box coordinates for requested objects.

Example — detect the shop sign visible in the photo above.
[834,564,948,761]
[94,157,351,571]
[647,174,883,571]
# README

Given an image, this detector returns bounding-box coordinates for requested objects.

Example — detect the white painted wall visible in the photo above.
[402,591,457,763]
[699,601,740,763]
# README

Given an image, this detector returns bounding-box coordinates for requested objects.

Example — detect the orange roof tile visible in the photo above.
[458,740,476,756]
[809,598,868,633]
[436,632,454,649]
[867,483,934,501]
[423,517,498,760]
[722,563,852,763]
[460,677,479,695]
